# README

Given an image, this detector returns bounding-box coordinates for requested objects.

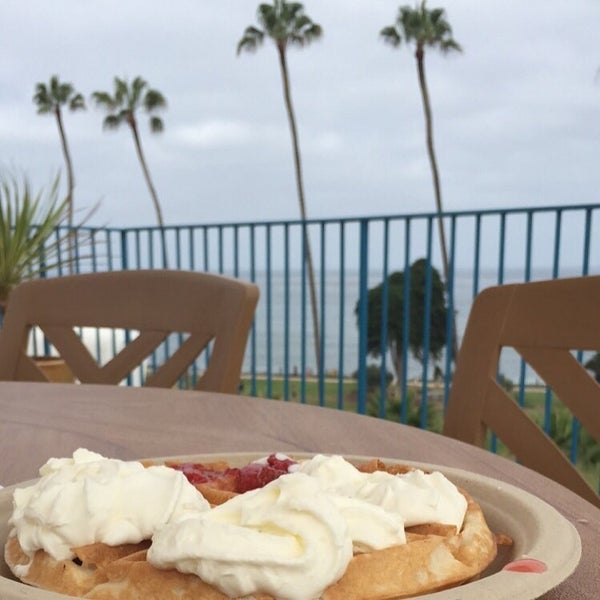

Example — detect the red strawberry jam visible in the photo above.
[237,454,297,493]
[171,454,297,493]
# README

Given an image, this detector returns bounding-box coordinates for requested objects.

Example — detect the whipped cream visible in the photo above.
[148,472,354,600]
[296,454,467,529]
[9,448,209,573]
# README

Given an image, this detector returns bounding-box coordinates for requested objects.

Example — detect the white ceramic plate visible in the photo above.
[0,452,582,600]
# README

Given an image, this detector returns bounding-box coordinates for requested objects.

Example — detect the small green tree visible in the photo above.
[355,258,447,397]
[33,75,85,228]
[238,0,323,372]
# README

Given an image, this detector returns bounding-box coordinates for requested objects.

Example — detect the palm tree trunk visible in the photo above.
[55,107,74,227]
[129,120,168,267]
[415,46,458,362]
[277,44,321,374]
[389,343,404,401]
[55,106,75,273]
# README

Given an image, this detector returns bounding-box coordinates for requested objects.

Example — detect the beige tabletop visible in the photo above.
[0,381,598,599]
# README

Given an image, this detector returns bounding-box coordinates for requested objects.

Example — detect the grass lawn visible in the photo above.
[240,375,359,410]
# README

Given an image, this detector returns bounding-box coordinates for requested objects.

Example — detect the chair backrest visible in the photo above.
[443,275,600,507]
[0,270,259,394]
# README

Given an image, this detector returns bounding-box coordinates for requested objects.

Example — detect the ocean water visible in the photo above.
[245,266,594,384]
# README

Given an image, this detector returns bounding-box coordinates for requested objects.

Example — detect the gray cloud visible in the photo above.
[0,0,598,228]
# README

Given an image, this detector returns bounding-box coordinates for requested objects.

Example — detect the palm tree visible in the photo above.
[91,76,168,265]
[381,1,461,299]
[238,0,323,372]
[33,75,85,228]
[381,1,461,362]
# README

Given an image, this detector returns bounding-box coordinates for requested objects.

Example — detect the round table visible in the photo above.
[0,381,598,599]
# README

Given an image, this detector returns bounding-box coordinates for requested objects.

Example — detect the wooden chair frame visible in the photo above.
[443,275,600,507]
[0,270,259,394]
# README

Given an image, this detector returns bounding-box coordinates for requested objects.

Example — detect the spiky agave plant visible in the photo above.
[0,171,71,309]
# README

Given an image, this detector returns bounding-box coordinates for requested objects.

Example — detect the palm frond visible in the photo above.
[102,114,123,130]
[144,90,166,112]
[284,2,303,16]
[440,38,462,54]
[237,26,265,54]
[0,171,70,302]
[130,77,148,107]
[430,8,446,26]
[91,91,116,110]
[398,7,424,43]
[132,76,147,91]
[282,2,304,28]
[257,3,278,33]
[49,75,61,99]
[149,116,164,133]
[118,109,132,122]
[55,82,74,104]
[114,78,128,106]
[33,83,53,113]
[34,102,54,115]
[69,93,86,111]
[289,19,321,47]
[380,26,402,47]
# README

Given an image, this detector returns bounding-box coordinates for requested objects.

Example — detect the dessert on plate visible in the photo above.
[4,449,502,600]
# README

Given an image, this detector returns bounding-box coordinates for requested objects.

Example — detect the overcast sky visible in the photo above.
[1,0,599,229]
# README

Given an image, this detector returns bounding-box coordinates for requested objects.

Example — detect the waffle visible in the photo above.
[5,458,500,600]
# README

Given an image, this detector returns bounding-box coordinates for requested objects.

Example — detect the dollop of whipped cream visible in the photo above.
[9,448,209,570]
[148,472,354,600]
[295,454,467,529]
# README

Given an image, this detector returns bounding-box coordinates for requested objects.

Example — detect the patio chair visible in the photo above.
[0,270,259,394]
[443,275,600,507]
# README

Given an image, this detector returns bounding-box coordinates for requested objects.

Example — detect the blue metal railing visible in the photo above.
[23,203,600,477]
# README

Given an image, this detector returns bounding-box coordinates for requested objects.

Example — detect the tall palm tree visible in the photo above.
[381,1,461,299]
[381,1,461,362]
[92,76,168,264]
[33,75,85,228]
[238,0,323,372]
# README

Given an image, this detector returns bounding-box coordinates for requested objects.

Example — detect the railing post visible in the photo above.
[319,222,326,407]
[283,223,290,401]
[401,218,411,423]
[420,218,434,429]
[249,224,257,397]
[120,230,129,271]
[443,215,456,408]
[378,219,390,418]
[265,224,272,399]
[300,221,307,403]
[337,222,346,410]
[357,219,369,415]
